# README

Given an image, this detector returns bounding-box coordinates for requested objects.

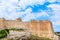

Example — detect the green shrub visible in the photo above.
[0,28,25,39]
[0,30,7,38]
[27,35,51,40]
[7,28,25,31]
[5,29,9,34]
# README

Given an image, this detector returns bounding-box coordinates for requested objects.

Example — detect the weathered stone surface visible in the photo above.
[7,30,31,40]
[0,18,57,39]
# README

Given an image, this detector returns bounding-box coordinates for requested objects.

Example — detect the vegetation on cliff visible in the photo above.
[55,32,60,37]
[25,35,51,40]
[7,35,51,40]
[0,28,25,38]
[0,29,8,38]
[0,28,51,40]
[6,28,26,31]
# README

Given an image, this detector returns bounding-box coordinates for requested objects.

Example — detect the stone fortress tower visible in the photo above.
[29,20,55,39]
[0,18,58,39]
[0,18,5,29]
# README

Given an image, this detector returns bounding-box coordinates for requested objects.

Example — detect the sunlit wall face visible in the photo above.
[0,0,60,32]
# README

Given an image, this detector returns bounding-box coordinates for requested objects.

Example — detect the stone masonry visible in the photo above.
[0,18,56,39]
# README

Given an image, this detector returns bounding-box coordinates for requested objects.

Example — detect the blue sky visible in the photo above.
[0,0,60,32]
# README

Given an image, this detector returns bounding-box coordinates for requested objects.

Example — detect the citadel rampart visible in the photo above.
[0,18,55,39]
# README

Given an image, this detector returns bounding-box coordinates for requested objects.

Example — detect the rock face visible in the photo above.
[7,30,31,40]
[0,18,55,39]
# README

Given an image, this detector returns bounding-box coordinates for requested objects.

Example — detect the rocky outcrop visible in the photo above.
[7,30,31,40]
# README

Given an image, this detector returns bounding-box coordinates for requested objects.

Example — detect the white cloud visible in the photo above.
[0,0,46,20]
[21,8,35,21]
[0,0,20,19]
[47,4,60,11]
[22,10,49,21]
[56,0,60,2]
[47,4,60,27]
[47,0,56,3]
[18,0,45,9]
[36,11,49,17]
[0,0,49,21]
[9,0,18,3]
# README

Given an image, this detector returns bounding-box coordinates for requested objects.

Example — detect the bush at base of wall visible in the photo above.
[6,28,26,31]
[0,28,25,38]
[28,35,51,40]
[0,30,7,38]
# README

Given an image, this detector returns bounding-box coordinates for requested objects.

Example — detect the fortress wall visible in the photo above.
[0,18,5,28]
[0,18,55,38]
[5,20,28,29]
[5,20,18,28]
[28,20,54,38]
[29,20,38,36]
[39,21,50,37]
[39,20,54,38]
[22,22,30,29]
